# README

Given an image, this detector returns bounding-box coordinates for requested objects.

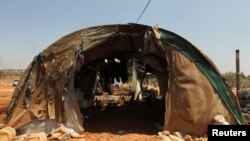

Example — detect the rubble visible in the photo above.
[212,115,229,125]
[14,132,47,141]
[57,133,71,141]
[183,135,193,141]
[0,126,16,141]
[173,131,183,139]
[13,123,86,141]
[157,130,207,141]
[55,124,80,138]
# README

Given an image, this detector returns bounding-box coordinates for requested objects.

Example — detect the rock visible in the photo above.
[162,136,172,141]
[162,130,171,136]
[158,132,171,141]
[213,115,229,125]
[56,124,80,137]
[184,135,194,141]
[58,133,71,141]
[51,132,63,139]
[0,126,16,141]
[169,135,185,141]
[158,132,164,137]
[173,131,183,139]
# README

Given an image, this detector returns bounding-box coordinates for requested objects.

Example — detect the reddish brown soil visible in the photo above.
[0,77,15,122]
[83,101,165,141]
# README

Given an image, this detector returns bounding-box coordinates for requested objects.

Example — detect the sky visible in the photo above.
[0,0,250,75]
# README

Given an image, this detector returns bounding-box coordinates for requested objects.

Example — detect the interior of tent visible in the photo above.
[4,24,245,136]
[73,53,167,135]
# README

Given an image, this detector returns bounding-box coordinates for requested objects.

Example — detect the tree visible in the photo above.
[223,72,250,90]
[222,72,236,88]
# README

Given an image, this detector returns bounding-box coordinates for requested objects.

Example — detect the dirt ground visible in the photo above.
[0,87,12,122]
[82,101,164,141]
[0,77,164,141]
[0,77,17,122]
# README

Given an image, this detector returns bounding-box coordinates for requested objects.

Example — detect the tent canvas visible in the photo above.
[4,24,245,136]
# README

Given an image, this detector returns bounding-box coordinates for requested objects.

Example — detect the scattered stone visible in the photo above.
[51,132,63,139]
[157,132,171,141]
[162,130,171,136]
[55,124,80,138]
[184,135,194,141]
[0,126,16,141]
[173,131,183,139]
[213,115,229,125]
[158,131,204,141]
[158,132,163,136]
[58,133,71,141]
[169,134,185,141]
[163,136,171,141]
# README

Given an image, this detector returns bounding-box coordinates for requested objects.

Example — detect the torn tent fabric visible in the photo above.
[5,24,245,136]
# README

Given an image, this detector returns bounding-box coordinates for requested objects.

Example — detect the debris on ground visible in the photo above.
[0,126,16,141]
[14,132,47,141]
[212,114,229,125]
[157,130,207,141]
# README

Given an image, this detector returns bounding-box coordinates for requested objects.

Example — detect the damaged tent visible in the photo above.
[4,23,245,136]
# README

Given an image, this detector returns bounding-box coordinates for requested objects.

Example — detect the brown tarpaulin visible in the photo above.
[164,45,235,134]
